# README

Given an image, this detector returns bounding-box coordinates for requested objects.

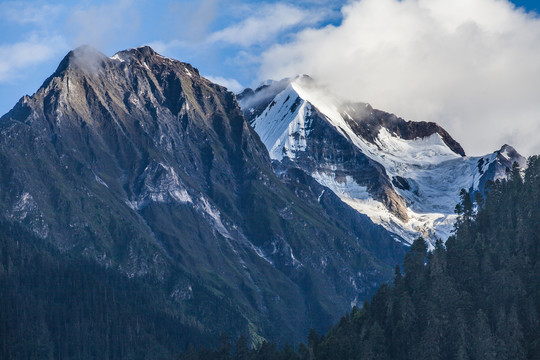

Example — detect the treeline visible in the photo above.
[0,223,213,359]
[181,156,540,360]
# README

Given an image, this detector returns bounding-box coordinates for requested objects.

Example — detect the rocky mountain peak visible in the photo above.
[112,46,159,66]
[118,45,158,59]
[41,45,202,93]
[3,45,236,140]
[54,45,108,73]
[110,46,200,76]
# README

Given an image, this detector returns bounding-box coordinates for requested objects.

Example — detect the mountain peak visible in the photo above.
[54,45,107,74]
[109,46,201,78]
[1,44,219,137]
[71,44,103,56]
[497,144,526,168]
[293,74,314,84]
[52,45,199,80]
[112,45,158,62]
[238,75,526,244]
[499,143,517,154]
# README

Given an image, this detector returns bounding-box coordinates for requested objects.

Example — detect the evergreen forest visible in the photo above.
[181,156,540,359]
[0,224,215,359]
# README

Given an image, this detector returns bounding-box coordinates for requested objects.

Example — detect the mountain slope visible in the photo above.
[0,221,209,359]
[183,155,540,360]
[0,46,405,345]
[238,76,526,245]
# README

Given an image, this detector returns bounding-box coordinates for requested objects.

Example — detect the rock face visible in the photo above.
[0,46,405,344]
[239,76,526,245]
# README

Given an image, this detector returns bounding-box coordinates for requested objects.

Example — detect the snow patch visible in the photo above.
[312,172,370,200]
[156,53,174,62]
[313,167,463,245]
[127,162,192,210]
[109,54,125,62]
[197,196,232,240]
[7,192,49,238]
[317,189,325,203]
[93,172,109,188]
[250,244,274,265]
[251,84,313,160]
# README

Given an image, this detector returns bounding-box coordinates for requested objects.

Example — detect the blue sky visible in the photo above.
[0,0,539,156]
[0,0,347,115]
[512,0,539,12]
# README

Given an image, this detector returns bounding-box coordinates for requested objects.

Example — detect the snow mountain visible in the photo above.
[238,76,526,245]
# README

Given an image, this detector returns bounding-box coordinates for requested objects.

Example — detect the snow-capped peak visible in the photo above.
[250,82,311,160]
[241,76,525,246]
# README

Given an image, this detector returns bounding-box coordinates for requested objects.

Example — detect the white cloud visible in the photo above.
[208,3,328,47]
[204,75,243,92]
[0,35,68,82]
[260,0,540,156]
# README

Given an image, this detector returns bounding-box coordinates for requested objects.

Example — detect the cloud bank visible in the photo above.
[260,0,540,156]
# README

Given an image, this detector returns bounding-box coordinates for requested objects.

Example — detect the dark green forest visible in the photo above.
[182,156,540,359]
[0,223,218,359]
[2,156,539,359]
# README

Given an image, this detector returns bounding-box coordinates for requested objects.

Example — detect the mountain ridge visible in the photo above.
[238,76,526,244]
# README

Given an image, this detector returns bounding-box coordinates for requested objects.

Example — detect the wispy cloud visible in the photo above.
[207,3,328,47]
[260,0,540,156]
[0,35,68,82]
[0,0,142,84]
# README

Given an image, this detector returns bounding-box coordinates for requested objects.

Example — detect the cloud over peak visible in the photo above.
[260,0,540,156]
